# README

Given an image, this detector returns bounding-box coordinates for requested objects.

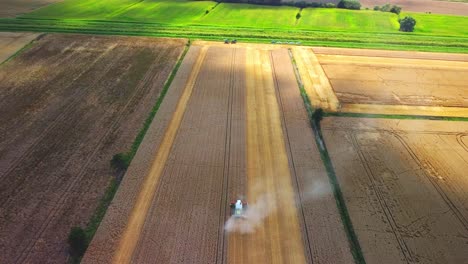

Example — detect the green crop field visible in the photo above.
[201,3,298,28]
[297,9,400,32]
[1,0,466,53]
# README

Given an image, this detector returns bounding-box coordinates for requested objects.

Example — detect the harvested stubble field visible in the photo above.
[318,53,468,107]
[0,34,186,263]
[322,117,468,264]
[295,46,468,117]
[84,42,352,263]
[0,32,39,63]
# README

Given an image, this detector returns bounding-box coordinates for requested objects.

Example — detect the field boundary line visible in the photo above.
[112,46,208,264]
[288,49,366,264]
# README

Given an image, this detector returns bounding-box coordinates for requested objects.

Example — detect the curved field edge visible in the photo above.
[0,18,467,53]
[79,40,191,261]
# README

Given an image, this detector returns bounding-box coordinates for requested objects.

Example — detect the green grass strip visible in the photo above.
[84,178,119,239]
[288,49,366,264]
[327,111,468,121]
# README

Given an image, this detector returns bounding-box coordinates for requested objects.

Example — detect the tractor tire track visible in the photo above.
[391,132,468,231]
[349,131,414,263]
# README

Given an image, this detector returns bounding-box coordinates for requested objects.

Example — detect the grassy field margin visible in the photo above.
[70,40,192,263]
[288,49,366,264]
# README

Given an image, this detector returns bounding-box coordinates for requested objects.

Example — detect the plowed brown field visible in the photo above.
[84,42,352,263]
[0,34,186,263]
[323,117,468,264]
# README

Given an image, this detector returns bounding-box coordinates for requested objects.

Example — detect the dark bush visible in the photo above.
[399,16,416,32]
[110,153,131,171]
[68,227,88,258]
[390,5,401,14]
[312,108,324,124]
[373,6,380,11]
[380,3,391,12]
[337,0,361,10]
[296,12,302,19]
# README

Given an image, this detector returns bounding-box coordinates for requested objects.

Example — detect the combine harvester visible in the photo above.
[230,200,247,218]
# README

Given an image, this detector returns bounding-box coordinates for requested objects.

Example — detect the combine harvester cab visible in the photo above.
[230,199,247,218]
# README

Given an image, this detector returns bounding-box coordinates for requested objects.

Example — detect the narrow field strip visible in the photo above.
[112,46,207,264]
[339,104,468,118]
[292,47,340,111]
[312,47,468,61]
[316,54,468,70]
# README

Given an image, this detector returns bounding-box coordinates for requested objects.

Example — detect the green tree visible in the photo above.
[399,16,416,32]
